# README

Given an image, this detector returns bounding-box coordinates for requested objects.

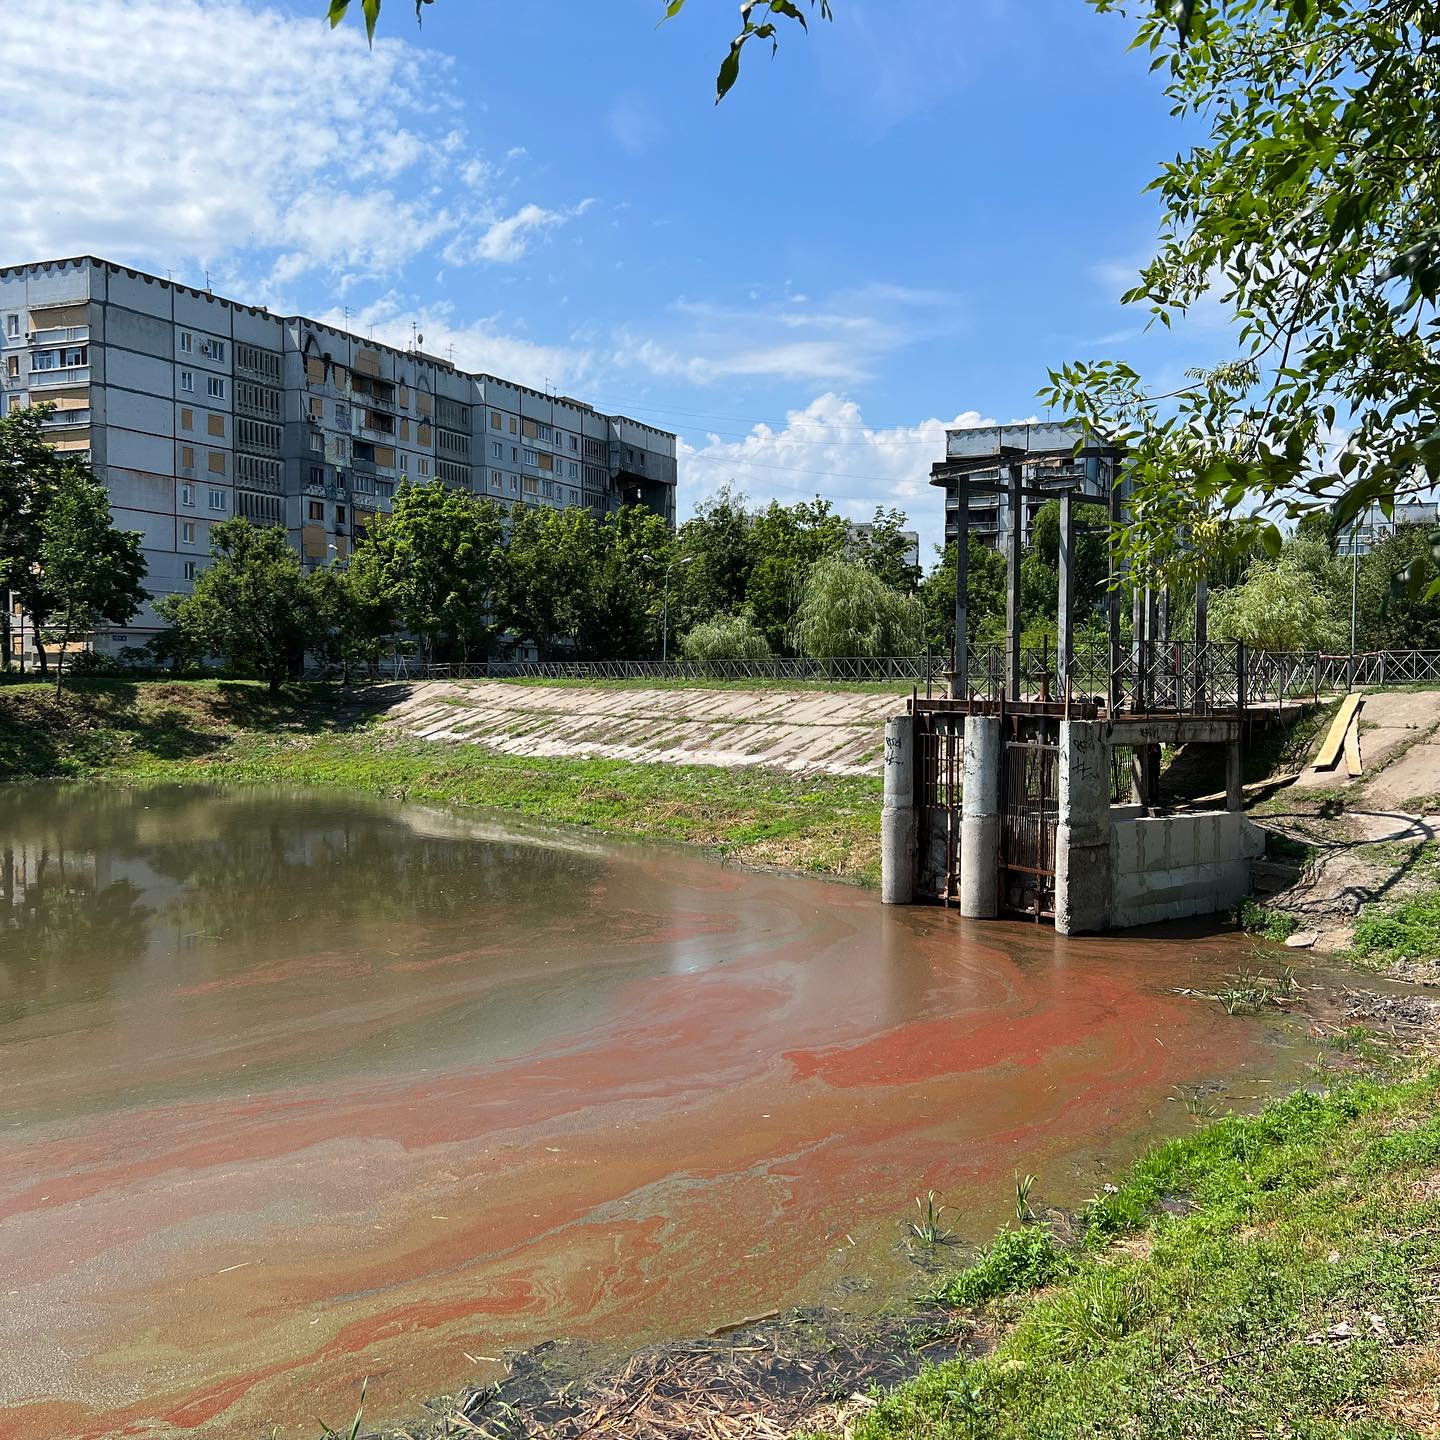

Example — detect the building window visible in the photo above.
[182,522,196,544]
[180,483,194,507]
[419,457,430,476]
[180,331,193,352]
[336,505,347,524]
[309,431,323,453]
[509,416,517,434]
[208,488,227,511]
[492,441,502,459]
[4,315,18,338]
[206,376,226,400]
[568,462,578,480]
[510,475,519,493]
[181,408,194,430]
[180,370,194,393]
[308,500,324,521]
[201,339,225,363]
[5,356,18,379]
[208,451,226,475]
[180,445,195,469]
[491,411,502,430]
[184,561,199,581]
[207,414,225,438]
[308,465,325,486]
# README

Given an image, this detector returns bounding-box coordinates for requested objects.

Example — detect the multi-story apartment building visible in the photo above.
[0,256,678,658]
[934,423,1118,552]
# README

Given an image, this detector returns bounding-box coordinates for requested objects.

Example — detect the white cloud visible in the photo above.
[312,295,592,395]
[0,0,592,287]
[620,284,967,388]
[460,201,595,266]
[679,394,996,561]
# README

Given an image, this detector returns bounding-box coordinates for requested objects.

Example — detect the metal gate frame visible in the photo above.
[998,724,1059,921]
[915,709,963,902]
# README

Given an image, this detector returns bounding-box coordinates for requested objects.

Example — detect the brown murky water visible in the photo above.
[0,783,1326,1439]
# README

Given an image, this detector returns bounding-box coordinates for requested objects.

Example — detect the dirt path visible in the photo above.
[380,680,906,776]
[1251,690,1440,954]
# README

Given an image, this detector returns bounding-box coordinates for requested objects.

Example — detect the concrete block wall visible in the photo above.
[1110,811,1264,929]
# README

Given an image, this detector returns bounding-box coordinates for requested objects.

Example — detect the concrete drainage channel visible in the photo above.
[384,681,901,777]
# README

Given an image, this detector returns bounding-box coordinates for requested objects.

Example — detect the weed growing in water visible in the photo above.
[1014,1173,1037,1223]
[316,1377,368,1440]
[1171,1084,1220,1125]
[910,1190,956,1246]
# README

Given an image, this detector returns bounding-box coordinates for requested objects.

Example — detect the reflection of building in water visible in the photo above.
[1,842,98,906]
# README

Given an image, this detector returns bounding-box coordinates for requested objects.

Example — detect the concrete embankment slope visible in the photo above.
[383,681,903,776]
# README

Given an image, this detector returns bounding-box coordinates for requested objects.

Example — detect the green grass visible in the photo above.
[1237,896,1301,941]
[1351,888,1440,966]
[832,1067,1440,1440]
[0,679,885,884]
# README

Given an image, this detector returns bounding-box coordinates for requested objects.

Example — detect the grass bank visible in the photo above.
[0,679,884,883]
[818,1054,1440,1440]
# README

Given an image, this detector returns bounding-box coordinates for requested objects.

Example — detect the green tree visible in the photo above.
[919,538,1006,655]
[308,548,398,682]
[1209,547,1347,653]
[498,504,598,658]
[850,506,921,593]
[365,481,504,663]
[1357,525,1440,652]
[581,506,672,659]
[1047,0,1440,587]
[672,484,755,635]
[0,403,68,673]
[679,610,772,663]
[794,556,925,659]
[746,497,849,653]
[37,469,148,695]
[163,519,316,695]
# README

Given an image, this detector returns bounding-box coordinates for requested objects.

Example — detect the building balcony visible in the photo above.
[30,326,89,346]
[31,366,90,389]
[41,409,90,428]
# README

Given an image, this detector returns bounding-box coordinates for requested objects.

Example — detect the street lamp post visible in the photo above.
[646,553,693,662]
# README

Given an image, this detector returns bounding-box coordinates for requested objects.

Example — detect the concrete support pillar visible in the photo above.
[881,714,916,904]
[1057,719,1112,936]
[1225,737,1244,813]
[960,715,1001,918]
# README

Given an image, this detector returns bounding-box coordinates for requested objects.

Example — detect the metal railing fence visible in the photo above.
[291,646,1440,707]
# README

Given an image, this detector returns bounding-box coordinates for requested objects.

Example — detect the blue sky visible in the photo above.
[3,0,1229,559]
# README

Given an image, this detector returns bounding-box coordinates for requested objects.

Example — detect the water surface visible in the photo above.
[0,783,1322,1438]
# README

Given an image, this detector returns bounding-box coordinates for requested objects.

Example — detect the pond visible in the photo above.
[0,782,1326,1438]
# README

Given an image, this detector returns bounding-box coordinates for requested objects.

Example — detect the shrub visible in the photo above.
[678,611,772,663]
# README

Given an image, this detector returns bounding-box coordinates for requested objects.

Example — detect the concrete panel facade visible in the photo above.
[1,255,678,660]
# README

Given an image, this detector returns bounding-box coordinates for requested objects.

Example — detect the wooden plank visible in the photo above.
[1314,693,1363,771]
[1344,721,1363,777]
